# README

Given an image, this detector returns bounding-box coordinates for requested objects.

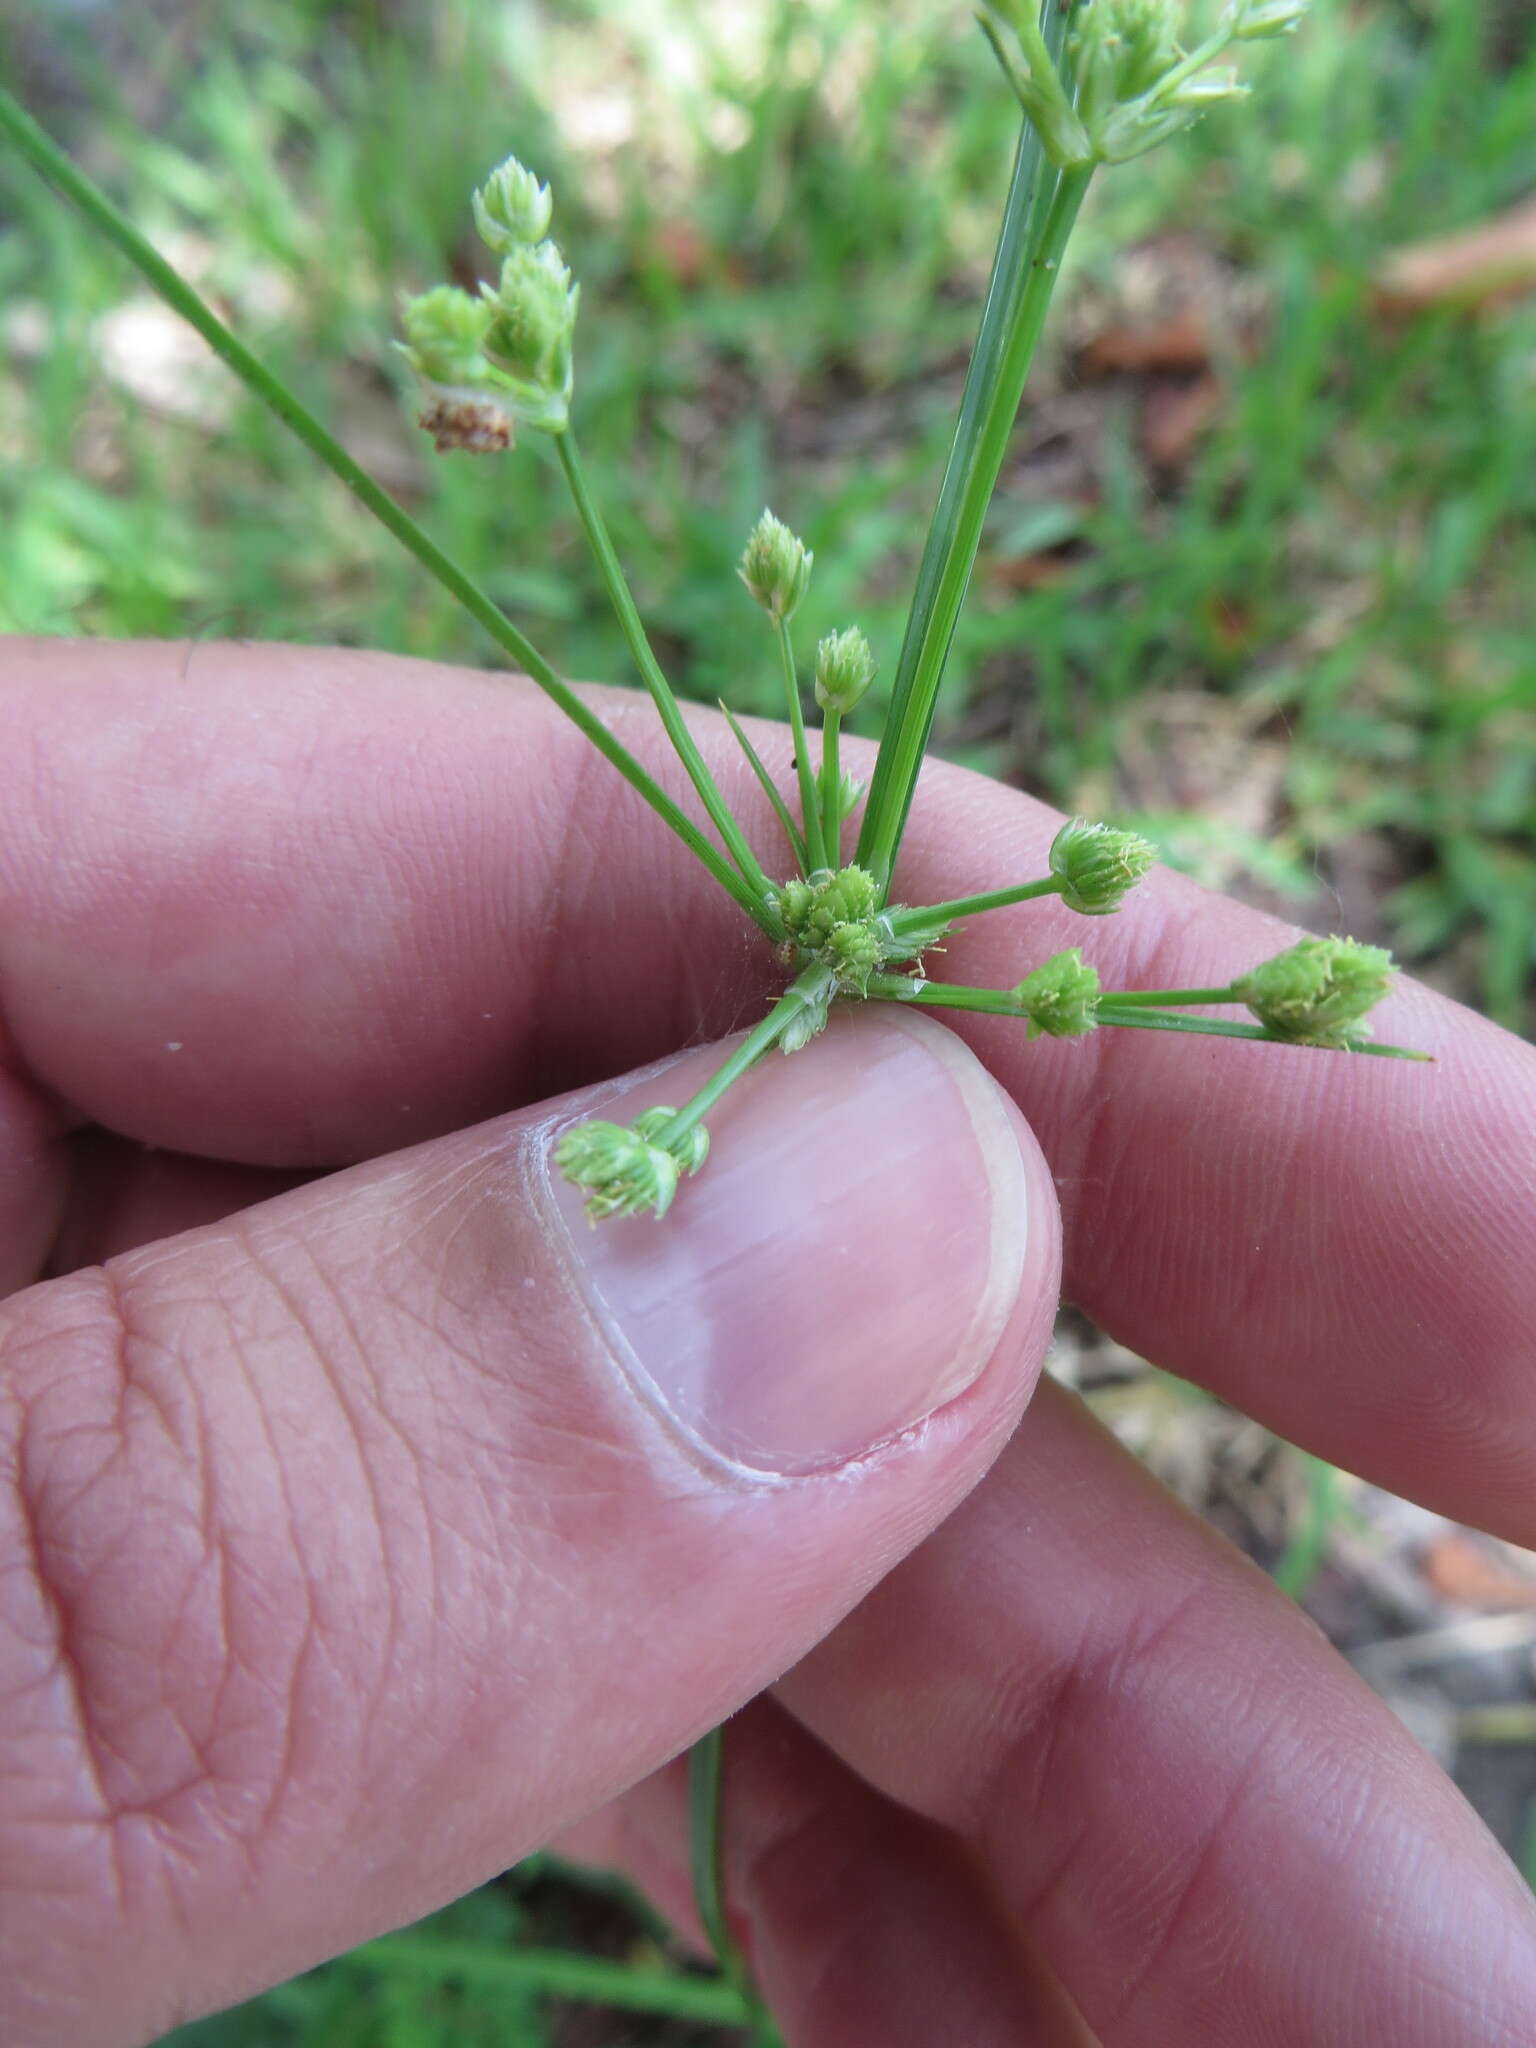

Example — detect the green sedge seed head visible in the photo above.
[633,1106,710,1177]
[814,626,877,715]
[1233,936,1394,1048]
[1014,949,1102,1038]
[778,877,816,934]
[1048,818,1157,915]
[1071,0,1182,113]
[824,920,882,992]
[555,1118,680,1221]
[400,284,496,387]
[473,156,554,254]
[484,242,579,399]
[739,510,813,622]
[1053,0,1286,164]
[776,866,914,993]
[836,770,864,821]
[779,865,878,945]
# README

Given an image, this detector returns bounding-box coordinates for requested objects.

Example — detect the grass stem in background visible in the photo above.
[556,429,773,896]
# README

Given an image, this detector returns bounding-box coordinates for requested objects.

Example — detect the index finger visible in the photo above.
[3,637,1532,1539]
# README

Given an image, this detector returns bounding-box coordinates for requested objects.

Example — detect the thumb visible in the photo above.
[2,1007,1060,2047]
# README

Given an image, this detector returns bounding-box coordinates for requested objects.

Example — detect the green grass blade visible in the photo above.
[854,0,1078,896]
[777,619,827,873]
[722,705,808,872]
[336,1934,751,2024]
[556,429,772,896]
[689,1725,780,2043]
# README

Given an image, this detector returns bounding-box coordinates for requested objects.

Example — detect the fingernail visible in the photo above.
[544,1009,1029,1475]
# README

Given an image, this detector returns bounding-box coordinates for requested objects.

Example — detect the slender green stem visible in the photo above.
[866,978,1431,1059]
[889,875,1062,929]
[778,621,827,873]
[0,86,780,938]
[555,430,771,894]
[1100,984,1240,1008]
[1094,1005,1434,1057]
[860,156,1091,900]
[689,1728,779,2042]
[820,708,843,866]
[722,705,807,872]
[867,975,1023,1016]
[656,965,836,1147]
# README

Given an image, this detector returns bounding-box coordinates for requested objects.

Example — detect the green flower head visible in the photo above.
[400,284,495,388]
[1072,0,1183,119]
[738,510,813,622]
[473,155,554,254]
[1048,818,1157,915]
[556,1119,681,1221]
[1014,949,1102,1038]
[1233,935,1394,1049]
[633,1105,711,1178]
[814,626,877,716]
[484,241,579,398]
[779,865,879,947]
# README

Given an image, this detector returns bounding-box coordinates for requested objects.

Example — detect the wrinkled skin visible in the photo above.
[3,639,1535,2047]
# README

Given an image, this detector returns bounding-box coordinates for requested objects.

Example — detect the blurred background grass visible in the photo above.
[3,0,1535,2039]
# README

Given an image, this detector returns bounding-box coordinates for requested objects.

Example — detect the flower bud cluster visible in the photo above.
[814,626,877,715]
[1013,949,1102,1037]
[1233,936,1393,1049]
[472,158,553,252]
[739,511,813,623]
[983,0,1308,170]
[1048,818,1156,915]
[556,1105,710,1221]
[777,865,945,995]
[400,151,579,446]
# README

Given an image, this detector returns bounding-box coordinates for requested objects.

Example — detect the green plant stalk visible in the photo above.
[655,964,837,1149]
[722,705,809,871]
[858,159,1091,900]
[0,87,780,940]
[889,875,1062,928]
[689,1728,778,2042]
[778,620,827,873]
[555,429,772,896]
[1100,983,1241,1007]
[854,0,1079,896]
[820,708,843,867]
[866,978,1431,1058]
[339,1932,751,2023]
[1094,1005,1433,1057]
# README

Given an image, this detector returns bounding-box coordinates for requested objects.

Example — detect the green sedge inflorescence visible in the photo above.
[387,0,1425,1228]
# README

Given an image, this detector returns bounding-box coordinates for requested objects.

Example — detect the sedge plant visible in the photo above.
[0,0,1429,2034]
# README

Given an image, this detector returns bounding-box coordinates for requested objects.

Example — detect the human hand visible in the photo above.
[2,639,1533,2046]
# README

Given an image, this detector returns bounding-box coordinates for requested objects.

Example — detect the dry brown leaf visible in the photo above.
[1140,372,1226,468]
[1374,194,1536,313]
[1080,307,1213,375]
